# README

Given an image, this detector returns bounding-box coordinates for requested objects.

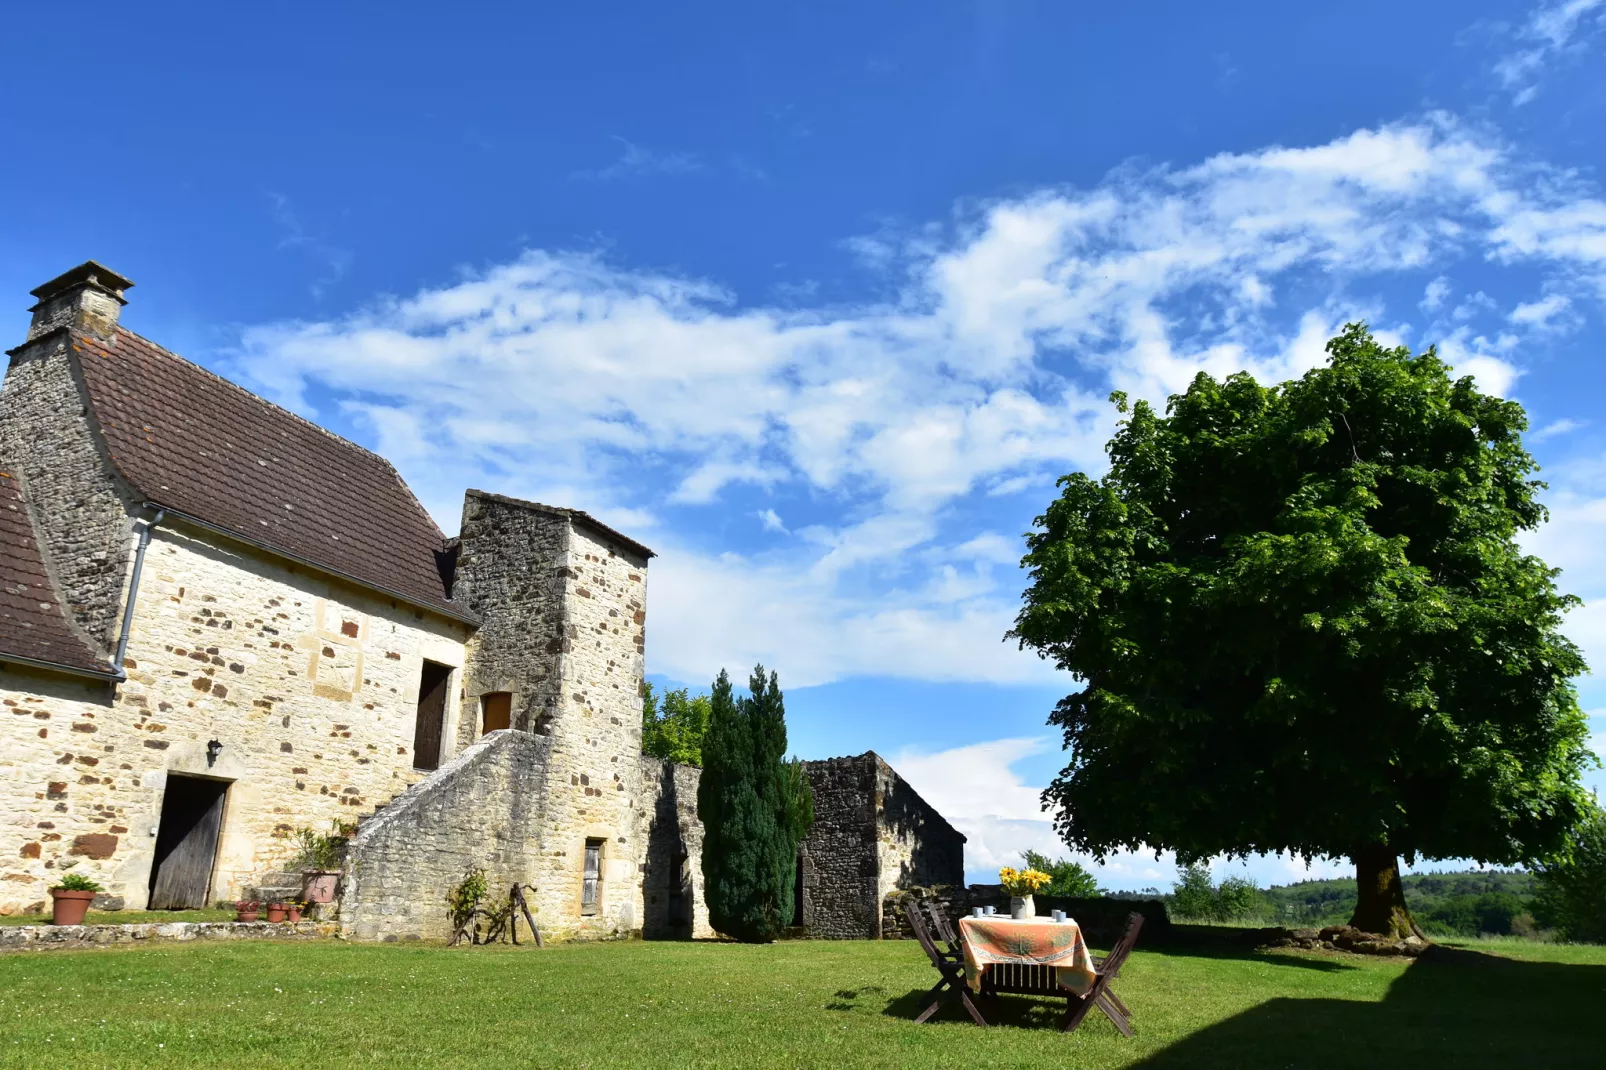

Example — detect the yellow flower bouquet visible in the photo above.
[998,867,1052,896]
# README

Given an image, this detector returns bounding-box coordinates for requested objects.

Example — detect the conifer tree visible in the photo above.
[698,665,814,942]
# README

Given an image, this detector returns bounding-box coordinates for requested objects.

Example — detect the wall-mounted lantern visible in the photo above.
[206,739,223,768]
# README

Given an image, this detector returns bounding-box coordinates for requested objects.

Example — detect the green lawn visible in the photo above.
[2,937,1603,1069]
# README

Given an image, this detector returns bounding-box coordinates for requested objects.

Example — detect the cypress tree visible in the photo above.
[697,664,814,942]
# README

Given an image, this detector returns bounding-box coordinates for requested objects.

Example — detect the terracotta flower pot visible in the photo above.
[302,870,339,904]
[287,904,303,923]
[235,900,260,923]
[50,889,96,926]
[265,903,287,923]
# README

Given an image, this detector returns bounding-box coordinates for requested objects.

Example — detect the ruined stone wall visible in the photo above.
[872,754,965,909]
[452,492,569,746]
[533,520,651,938]
[340,730,550,942]
[799,755,881,939]
[639,756,711,939]
[0,337,133,649]
[0,520,468,914]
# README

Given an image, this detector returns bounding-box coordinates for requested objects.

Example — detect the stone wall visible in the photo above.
[0,335,134,649]
[340,730,550,942]
[872,754,965,906]
[796,753,966,940]
[639,756,711,939]
[533,519,651,938]
[798,756,881,939]
[0,519,469,914]
[453,492,569,743]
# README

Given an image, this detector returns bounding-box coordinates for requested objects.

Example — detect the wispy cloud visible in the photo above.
[569,136,704,181]
[267,192,353,299]
[1493,0,1606,104]
[1533,417,1587,440]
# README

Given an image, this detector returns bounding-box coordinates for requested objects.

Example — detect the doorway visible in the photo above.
[147,775,229,909]
[413,660,453,770]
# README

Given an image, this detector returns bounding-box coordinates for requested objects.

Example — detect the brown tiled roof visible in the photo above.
[0,468,115,676]
[71,327,473,622]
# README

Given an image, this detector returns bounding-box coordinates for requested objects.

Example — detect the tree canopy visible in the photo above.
[1011,324,1593,937]
[697,666,814,942]
[641,682,712,766]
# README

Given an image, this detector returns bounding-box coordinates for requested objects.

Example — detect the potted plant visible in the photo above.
[286,901,304,923]
[999,866,1052,920]
[265,899,287,923]
[49,872,102,925]
[292,823,346,905]
[235,899,261,922]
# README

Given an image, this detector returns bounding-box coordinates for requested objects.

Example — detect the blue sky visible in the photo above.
[4,1,1604,890]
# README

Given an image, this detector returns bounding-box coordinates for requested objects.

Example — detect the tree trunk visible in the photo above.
[1348,846,1424,939]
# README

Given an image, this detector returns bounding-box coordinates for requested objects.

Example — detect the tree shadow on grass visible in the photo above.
[1132,945,1606,1070]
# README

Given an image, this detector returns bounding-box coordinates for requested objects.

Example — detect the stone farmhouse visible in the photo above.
[0,262,963,940]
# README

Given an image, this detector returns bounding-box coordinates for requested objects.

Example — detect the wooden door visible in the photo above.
[481,691,511,734]
[413,660,453,770]
[147,776,228,909]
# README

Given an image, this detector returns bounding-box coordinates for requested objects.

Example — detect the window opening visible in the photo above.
[480,691,512,734]
[582,838,603,916]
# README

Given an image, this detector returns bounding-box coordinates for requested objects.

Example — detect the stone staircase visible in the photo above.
[246,871,305,905]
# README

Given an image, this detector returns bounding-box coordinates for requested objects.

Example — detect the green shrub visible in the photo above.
[292,821,350,870]
[52,872,102,892]
[1021,851,1102,897]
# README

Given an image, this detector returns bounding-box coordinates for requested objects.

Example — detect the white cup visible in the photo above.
[972,907,983,918]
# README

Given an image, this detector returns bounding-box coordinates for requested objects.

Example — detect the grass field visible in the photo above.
[2,936,1603,1069]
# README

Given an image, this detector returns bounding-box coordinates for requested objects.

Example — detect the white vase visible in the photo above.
[1010,895,1034,920]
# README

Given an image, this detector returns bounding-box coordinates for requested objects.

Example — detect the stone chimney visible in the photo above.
[25,261,134,342]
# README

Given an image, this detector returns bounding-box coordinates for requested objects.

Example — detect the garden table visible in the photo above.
[958,915,1097,996]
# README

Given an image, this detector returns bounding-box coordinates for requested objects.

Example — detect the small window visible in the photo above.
[412,661,453,771]
[582,838,603,916]
[481,692,512,734]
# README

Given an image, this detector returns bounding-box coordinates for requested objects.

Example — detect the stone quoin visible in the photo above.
[0,262,963,940]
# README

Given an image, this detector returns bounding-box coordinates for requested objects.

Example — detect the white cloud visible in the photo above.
[1420,275,1452,311]
[1510,293,1573,327]
[229,115,1606,687]
[1533,417,1586,440]
[1492,0,1606,103]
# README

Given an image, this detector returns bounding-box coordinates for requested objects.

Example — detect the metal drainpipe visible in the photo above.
[110,506,165,679]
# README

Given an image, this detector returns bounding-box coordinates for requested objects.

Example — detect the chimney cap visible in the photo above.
[29,261,135,305]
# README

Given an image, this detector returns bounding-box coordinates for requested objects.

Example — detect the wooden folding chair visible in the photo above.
[920,899,963,962]
[903,899,990,1027]
[1063,911,1144,1035]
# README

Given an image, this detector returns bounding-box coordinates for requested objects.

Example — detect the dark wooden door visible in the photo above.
[413,660,453,770]
[147,775,228,909]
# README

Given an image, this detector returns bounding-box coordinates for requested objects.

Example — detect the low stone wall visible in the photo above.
[0,920,337,952]
[881,885,969,939]
[340,729,552,942]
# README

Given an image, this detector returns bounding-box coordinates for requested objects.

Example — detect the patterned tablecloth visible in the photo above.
[958,915,1097,995]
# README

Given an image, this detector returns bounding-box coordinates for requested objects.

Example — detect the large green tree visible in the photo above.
[1012,325,1593,938]
[697,666,814,942]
